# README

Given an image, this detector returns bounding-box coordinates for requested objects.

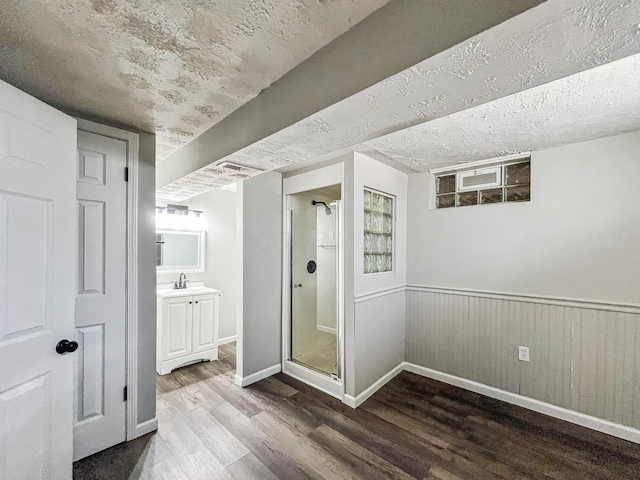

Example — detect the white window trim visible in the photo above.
[457,166,503,192]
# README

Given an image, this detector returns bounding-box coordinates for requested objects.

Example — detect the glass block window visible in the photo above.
[435,158,530,209]
[364,188,394,274]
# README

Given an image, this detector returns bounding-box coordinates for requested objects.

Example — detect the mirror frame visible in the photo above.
[156,229,206,273]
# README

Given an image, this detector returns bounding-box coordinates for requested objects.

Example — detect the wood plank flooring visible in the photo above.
[74,343,640,479]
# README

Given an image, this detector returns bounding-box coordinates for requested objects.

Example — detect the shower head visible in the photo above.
[312,200,332,215]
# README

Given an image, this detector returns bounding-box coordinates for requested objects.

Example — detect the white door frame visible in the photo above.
[75,119,140,441]
[281,164,345,399]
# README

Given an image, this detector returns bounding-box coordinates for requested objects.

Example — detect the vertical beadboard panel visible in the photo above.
[406,288,640,431]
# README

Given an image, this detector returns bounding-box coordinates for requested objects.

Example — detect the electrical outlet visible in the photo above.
[518,346,530,362]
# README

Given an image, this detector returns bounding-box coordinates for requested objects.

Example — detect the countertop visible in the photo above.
[157,282,220,299]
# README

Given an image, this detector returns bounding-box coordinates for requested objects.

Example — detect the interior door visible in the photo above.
[0,80,77,478]
[73,130,127,460]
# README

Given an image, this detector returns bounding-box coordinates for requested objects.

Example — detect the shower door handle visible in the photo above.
[293,283,302,288]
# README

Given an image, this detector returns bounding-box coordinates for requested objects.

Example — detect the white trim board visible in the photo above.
[403,363,640,445]
[218,335,237,346]
[134,418,158,438]
[343,362,404,408]
[235,363,281,388]
[354,286,405,304]
[429,151,531,175]
[406,285,640,314]
[343,361,640,444]
[283,360,344,400]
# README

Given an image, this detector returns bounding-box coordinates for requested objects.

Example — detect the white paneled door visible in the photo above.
[0,81,77,478]
[73,130,127,460]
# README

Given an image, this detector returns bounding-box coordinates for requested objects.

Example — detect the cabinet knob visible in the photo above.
[189,301,192,304]
[195,301,199,304]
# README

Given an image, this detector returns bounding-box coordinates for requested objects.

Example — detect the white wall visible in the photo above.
[237,172,283,379]
[407,130,640,304]
[189,189,238,341]
[405,130,640,434]
[156,188,239,342]
[351,153,408,396]
[135,132,158,426]
[353,153,408,296]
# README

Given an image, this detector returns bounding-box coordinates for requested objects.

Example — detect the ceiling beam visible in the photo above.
[157,0,545,188]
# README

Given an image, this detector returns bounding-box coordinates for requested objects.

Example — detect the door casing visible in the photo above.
[75,119,143,442]
[281,177,345,400]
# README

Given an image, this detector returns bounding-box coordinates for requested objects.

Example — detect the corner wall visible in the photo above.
[237,172,283,380]
[405,130,640,432]
[135,131,158,426]
[351,153,408,397]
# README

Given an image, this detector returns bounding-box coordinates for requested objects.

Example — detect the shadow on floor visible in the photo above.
[73,432,156,480]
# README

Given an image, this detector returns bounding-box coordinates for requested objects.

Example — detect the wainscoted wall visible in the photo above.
[406,287,640,430]
[354,289,405,395]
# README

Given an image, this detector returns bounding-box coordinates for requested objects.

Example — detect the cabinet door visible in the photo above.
[163,297,193,359]
[192,294,218,354]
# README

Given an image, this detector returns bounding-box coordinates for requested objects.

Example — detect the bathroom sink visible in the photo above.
[156,284,219,298]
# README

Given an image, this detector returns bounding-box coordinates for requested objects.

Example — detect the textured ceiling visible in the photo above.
[358,52,640,171]
[0,0,390,160]
[155,0,640,201]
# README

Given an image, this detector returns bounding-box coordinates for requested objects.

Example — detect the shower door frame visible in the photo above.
[282,184,345,400]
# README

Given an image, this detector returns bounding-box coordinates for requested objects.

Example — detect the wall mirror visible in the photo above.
[156,230,205,272]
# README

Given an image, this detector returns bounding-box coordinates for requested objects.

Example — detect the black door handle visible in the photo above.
[56,339,79,355]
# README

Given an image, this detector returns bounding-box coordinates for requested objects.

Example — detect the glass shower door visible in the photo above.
[291,204,338,377]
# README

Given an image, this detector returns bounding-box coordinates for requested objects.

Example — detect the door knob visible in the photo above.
[56,339,79,355]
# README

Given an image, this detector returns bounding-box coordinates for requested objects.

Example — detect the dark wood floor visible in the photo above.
[74,343,640,479]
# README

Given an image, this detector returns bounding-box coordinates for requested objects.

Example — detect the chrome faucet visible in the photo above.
[174,272,188,289]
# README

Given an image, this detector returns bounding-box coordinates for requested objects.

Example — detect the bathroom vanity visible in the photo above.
[156,283,220,375]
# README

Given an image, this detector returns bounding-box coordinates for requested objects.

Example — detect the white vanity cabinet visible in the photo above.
[156,284,220,375]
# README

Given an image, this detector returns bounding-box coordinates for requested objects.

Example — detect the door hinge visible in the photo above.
[123,386,128,402]
[124,167,129,182]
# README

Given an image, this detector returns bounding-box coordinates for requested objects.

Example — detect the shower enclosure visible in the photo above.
[283,185,343,397]
[291,203,338,376]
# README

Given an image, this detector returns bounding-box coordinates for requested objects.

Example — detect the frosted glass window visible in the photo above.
[364,189,393,274]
